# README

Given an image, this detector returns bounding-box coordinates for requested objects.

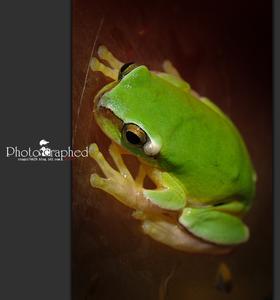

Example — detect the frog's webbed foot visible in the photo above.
[90,45,124,80]
[90,142,137,209]
[89,142,158,212]
[133,212,232,255]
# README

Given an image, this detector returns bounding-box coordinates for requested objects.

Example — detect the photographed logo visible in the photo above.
[39,139,51,157]
[5,139,88,162]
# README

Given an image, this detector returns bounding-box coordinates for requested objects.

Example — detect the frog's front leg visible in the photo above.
[143,168,187,211]
[89,142,160,213]
[90,142,186,212]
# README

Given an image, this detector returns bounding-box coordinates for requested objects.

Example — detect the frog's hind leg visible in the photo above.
[162,60,181,78]
[90,45,124,80]
[158,60,190,92]
[179,207,249,246]
[133,212,231,255]
[161,59,201,97]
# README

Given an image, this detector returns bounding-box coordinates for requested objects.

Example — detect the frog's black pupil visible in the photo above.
[126,131,141,145]
[213,202,225,207]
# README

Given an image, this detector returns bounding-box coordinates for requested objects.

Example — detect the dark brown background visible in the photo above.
[72,0,272,299]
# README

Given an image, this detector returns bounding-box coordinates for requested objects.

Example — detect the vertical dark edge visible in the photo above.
[67,0,72,299]
[70,0,73,299]
[274,0,279,298]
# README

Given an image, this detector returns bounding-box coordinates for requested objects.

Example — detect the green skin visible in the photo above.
[94,65,256,246]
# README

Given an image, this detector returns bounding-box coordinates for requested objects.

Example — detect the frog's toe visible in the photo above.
[132,210,147,220]
[108,143,133,180]
[90,173,107,189]
[89,143,100,159]
[90,57,118,80]
[97,45,108,59]
[142,219,169,241]
[162,60,181,77]
[89,143,120,178]
[90,172,127,202]
[97,45,123,70]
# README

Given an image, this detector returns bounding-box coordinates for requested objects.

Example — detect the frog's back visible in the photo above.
[162,91,256,204]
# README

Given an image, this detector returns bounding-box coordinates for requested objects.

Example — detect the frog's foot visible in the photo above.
[157,60,191,92]
[161,59,202,97]
[133,212,232,255]
[89,142,160,212]
[162,60,181,78]
[90,45,124,80]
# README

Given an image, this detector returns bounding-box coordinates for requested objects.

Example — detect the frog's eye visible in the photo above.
[122,123,147,146]
[122,123,161,156]
[118,62,138,80]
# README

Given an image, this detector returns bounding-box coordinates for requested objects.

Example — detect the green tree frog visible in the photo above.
[88,45,256,255]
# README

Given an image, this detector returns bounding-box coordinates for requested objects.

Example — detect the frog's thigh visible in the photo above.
[179,207,249,245]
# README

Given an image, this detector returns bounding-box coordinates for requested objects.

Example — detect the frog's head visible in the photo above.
[93,63,174,167]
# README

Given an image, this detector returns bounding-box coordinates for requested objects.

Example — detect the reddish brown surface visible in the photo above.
[72,1,272,299]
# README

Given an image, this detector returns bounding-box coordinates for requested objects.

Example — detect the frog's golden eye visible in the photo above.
[118,62,138,80]
[122,123,147,146]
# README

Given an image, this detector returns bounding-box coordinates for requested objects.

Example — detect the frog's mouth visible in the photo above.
[93,81,118,113]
